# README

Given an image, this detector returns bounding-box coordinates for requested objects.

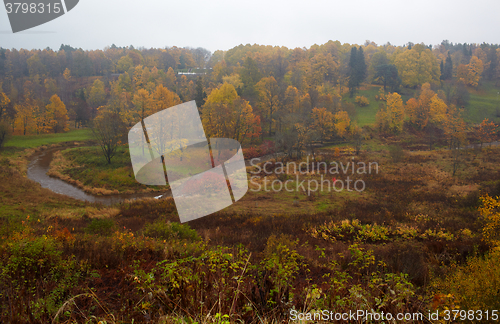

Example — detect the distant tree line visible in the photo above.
[0,40,499,158]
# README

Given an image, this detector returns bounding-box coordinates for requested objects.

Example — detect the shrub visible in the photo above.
[143,219,200,241]
[431,195,500,310]
[0,234,88,321]
[375,87,386,101]
[355,96,370,107]
[261,234,303,305]
[431,250,500,310]
[133,244,250,319]
[243,146,259,159]
[242,140,275,159]
[261,139,275,155]
[479,194,500,246]
[308,219,391,243]
[85,218,116,236]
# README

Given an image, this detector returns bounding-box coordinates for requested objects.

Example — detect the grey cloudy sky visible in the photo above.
[1,0,500,52]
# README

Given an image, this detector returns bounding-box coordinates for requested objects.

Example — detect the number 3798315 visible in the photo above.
[5,2,62,14]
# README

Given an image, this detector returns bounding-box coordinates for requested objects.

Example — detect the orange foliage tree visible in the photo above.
[405,83,447,130]
[477,118,497,148]
[457,56,484,87]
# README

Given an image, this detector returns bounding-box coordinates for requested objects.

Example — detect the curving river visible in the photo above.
[27,147,171,205]
[26,145,285,206]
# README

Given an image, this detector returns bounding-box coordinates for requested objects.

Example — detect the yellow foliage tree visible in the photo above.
[375,87,386,101]
[107,79,133,121]
[334,110,351,138]
[311,107,334,142]
[45,94,69,133]
[201,83,260,142]
[176,75,195,102]
[350,121,364,155]
[375,108,388,132]
[151,84,182,115]
[308,53,338,86]
[14,84,37,135]
[377,92,405,133]
[442,104,467,149]
[277,85,302,134]
[222,73,243,91]
[133,65,149,90]
[131,88,152,125]
[256,76,280,136]
[428,94,447,124]
[0,90,11,120]
[63,68,71,82]
[202,83,260,142]
[87,79,106,119]
[32,103,48,135]
[393,44,440,88]
[403,97,419,127]
[283,86,301,115]
[479,194,500,247]
[405,83,447,129]
[14,103,33,135]
[165,67,176,90]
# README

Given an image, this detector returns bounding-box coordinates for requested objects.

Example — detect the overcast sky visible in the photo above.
[1,0,500,52]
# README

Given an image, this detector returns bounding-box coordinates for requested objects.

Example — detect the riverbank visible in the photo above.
[1,141,86,176]
[48,146,169,195]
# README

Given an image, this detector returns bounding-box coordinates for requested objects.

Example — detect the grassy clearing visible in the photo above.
[344,85,382,126]
[348,82,500,127]
[344,85,418,126]
[5,129,92,148]
[464,81,500,124]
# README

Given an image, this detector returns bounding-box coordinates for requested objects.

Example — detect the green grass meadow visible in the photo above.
[5,129,92,148]
[464,82,500,124]
[346,82,500,127]
[59,146,150,192]
[349,85,381,126]
[345,85,418,126]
